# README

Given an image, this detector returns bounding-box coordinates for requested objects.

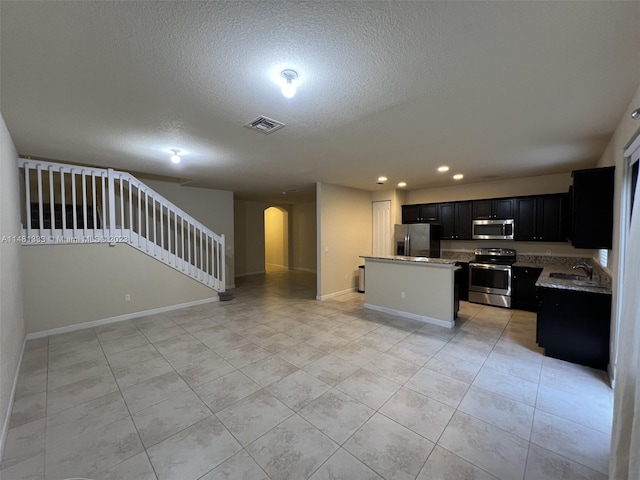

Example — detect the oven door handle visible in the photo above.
[469,263,511,272]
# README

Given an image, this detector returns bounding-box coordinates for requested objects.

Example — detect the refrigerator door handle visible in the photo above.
[405,233,410,256]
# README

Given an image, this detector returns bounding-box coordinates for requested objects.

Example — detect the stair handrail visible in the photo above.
[18,157,225,291]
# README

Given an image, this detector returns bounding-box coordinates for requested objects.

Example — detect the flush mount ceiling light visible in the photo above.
[377,176,388,184]
[170,149,181,164]
[280,69,298,98]
[453,173,464,180]
[437,166,450,173]
[632,108,640,120]
[397,182,407,188]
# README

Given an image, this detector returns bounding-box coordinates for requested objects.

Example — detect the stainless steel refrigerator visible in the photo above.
[394,224,441,258]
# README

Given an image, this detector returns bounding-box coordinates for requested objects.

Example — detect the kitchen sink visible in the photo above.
[549,272,586,280]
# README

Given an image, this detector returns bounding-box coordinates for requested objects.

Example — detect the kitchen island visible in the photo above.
[361,255,459,328]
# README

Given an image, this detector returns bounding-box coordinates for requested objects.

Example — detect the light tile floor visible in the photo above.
[1,267,613,480]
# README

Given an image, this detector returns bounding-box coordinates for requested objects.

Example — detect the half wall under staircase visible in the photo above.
[18,158,225,292]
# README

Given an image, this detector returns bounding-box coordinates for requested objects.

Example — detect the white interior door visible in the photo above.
[372,200,391,256]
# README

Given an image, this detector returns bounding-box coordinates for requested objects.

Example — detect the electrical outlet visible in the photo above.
[545,249,552,255]
[125,294,131,302]
[400,291,406,299]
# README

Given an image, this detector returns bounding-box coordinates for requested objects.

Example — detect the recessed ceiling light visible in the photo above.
[397,182,407,188]
[453,173,464,180]
[170,149,181,164]
[377,176,388,184]
[437,166,450,173]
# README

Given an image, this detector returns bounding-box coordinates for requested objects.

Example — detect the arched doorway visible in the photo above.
[264,206,289,271]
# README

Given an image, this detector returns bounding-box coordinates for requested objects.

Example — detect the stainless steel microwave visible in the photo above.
[472,219,515,240]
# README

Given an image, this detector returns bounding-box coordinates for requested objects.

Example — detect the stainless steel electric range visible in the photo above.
[468,248,517,308]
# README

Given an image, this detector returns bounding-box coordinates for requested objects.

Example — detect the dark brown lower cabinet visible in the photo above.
[455,262,469,302]
[536,287,611,370]
[512,266,542,312]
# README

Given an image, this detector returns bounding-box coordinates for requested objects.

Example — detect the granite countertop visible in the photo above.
[441,251,612,294]
[535,265,612,295]
[361,255,458,267]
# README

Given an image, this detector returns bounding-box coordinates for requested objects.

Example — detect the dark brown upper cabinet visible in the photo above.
[439,202,473,240]
[472,198,514,220]
[570,166,615,249]
[515,194,568,242]
[402,203,438,224]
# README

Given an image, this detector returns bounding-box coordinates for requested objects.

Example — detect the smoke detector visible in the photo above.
[245,116,286,134]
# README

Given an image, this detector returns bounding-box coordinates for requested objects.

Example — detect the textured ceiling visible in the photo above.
[1,1,639,204]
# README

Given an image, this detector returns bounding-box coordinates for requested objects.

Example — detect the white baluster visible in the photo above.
[24,163,31,236]
[48,166,55,234]
[37,164,44,234]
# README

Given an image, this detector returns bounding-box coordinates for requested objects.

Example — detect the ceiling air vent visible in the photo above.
[244,116,285,134]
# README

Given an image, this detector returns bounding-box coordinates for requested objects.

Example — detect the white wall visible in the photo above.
[406,172,572,204]
[22,243,215,333]
[0,114,26,455]
[291,202,317,272]
[234,200,268,276]
[317,183,372,298]
[264,207,288,267]
[365,259,456,325]
[144,180,234,287]
[235,199,318,276]
[597,84,640,273]
[596,83,640,380]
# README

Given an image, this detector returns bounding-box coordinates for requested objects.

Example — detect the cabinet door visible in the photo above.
[537,195,566,242]
[571,167,615,249]
[494,198,514,219]
[438,203,455,239]
[515,197,536,241]
[472,200,493,219]
[455,202,473,239]
[512,266,542,311]
[473,198,514,219]
[402,205,421,224]
[455,262,469,301]
[537,287,611,370]
[420,204,439,222]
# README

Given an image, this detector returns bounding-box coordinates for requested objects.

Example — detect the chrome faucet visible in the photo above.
[573,262,593,280]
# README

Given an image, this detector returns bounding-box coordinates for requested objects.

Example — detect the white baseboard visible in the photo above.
[316,287,356,301]
[25,297,219,340]
[363,303,455,329]
[235,270,266,277]
[608,363,615,389]
[291,267,317,273]
[0,336,27,461]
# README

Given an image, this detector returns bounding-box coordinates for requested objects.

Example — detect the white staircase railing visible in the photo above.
[18,158,225,291]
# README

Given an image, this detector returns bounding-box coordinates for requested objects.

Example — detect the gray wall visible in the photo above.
[0,113,26,454]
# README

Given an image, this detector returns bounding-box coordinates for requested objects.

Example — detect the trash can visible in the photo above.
[358,265,365,293]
